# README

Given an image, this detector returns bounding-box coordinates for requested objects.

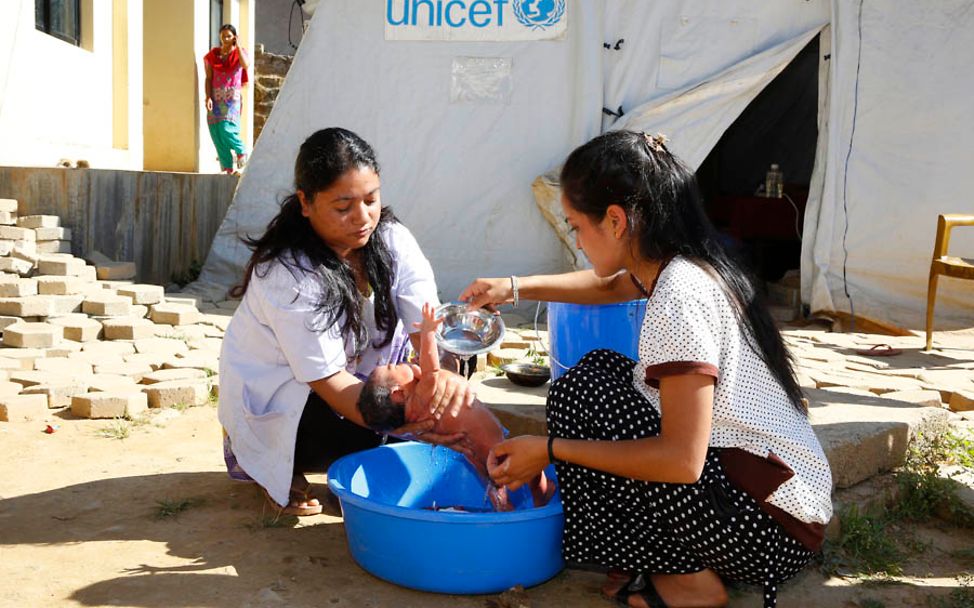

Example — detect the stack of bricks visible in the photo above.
[0,197,234,423]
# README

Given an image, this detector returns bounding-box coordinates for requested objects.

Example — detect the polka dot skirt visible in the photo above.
[547,350,813,608]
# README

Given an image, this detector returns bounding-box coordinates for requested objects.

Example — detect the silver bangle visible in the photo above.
[510,275,519,308]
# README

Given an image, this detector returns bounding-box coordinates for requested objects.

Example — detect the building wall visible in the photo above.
[143,0,200,172]
[0,0,143,170]
[0,167,237,287]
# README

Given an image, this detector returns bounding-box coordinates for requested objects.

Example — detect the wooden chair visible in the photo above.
[925,213,974,350]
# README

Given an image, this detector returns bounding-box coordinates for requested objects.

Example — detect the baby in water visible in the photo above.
[357,303,554,511]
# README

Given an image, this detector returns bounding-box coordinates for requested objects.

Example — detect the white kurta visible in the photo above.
[218,221,439,506]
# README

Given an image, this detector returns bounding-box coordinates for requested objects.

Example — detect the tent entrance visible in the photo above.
[696,35,820,286]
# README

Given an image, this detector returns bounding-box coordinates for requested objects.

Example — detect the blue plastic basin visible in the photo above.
[327,441,564,594]
[548,300,647,380]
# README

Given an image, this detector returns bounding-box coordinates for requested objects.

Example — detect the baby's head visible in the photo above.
[357,363,419,431]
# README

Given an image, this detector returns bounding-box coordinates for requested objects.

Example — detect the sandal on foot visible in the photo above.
[260,484,323,517]
[605,573,668,608]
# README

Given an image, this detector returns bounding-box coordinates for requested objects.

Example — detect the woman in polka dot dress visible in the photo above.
[460,131,832,608]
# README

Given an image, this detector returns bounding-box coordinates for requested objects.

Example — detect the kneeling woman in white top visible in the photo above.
[220,128,473,516]
[462,131,832,608]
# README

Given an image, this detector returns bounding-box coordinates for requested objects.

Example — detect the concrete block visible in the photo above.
[161,352,219,375]
[86,374,139,392]
[116,284,164,305]
[949,390,974,412]
[0,257,33,276]
[142,380,209,408]
[0,348,44,370]
[123,352,170,370]
[0,278,37,297]
[879,389,944,408]
[78,265,97,282]
[164,295,204,307]
[201,325,224,338]
[16,215,59,229]
[33,357,93,376]
[36,240,72,254]
[3,322,62,348]
[10,243,39,265]
[102,318,155,340]
[131,304,149,318]
[0,240,12,255]
[85,250,114,266]
[140,368,208,384]
[82,340,135,356]
[95,262,136,281]
[82,294,131,317]
[92,361,152,381]
[49,294,85,315]
[36,275,84,295]
[134,337,189,356]
[34,226,70,240]
[42,341,83,357]
[149,303,202,326]
[0,381,22,396]
[9,370,69,387]
[0,394,48,421]
[68,352,126,368]
[0,211,15,226]
[187,337,223,353]
[48,316,102,342]
[199,314,231,331]
[71,391,148,419]
[0,226,35,241]
[0,316,20,330]
[0,296,55,317]
[0,357,22,371]
[99,280,134,291]
[23,380,90,408]
[0,199,18,213]
[36,256,86,277]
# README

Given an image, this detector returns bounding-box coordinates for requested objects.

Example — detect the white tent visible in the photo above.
[194,0,974,329]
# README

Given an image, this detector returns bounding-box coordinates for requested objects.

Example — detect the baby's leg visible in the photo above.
[529,471,556,507]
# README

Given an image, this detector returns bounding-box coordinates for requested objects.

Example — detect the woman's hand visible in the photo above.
[425,369,475,420]
[458,277,511,311]
[487,435,548,491]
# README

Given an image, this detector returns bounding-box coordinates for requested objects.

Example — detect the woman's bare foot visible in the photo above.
[602,569,728,607]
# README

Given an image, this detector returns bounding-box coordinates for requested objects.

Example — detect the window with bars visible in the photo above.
[35,0,81,46]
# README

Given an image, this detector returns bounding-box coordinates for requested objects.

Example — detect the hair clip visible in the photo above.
[642,132,669,153]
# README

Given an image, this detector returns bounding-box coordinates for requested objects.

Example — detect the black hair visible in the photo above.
[220,24,237,36]
[560,130,806,414]
[231,128,398,355]
[357,374,406,431]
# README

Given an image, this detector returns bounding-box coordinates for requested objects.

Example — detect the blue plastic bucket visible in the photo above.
[327,442,563,594]
[548,300,647,380]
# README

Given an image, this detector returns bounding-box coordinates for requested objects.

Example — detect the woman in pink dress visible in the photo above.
[204,24,249,174]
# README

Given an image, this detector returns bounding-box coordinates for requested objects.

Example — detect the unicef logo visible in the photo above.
[513,0,565,30]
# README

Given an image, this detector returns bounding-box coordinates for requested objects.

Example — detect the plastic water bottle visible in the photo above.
[765,163,784,198]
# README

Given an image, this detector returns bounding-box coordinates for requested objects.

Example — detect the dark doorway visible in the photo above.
[696,35,820,284]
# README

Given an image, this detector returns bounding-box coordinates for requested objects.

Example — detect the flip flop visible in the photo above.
[603,572,668,608]
[260,483,323,517]
[854,344,902,357]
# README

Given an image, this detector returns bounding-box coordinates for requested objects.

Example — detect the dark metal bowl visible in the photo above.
[501,363,551,387]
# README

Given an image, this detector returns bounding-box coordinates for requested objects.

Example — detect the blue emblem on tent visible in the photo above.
[513,0,565,30]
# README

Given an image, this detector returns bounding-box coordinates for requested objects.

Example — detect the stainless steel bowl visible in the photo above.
[433,303,506,357]
[500,363,551,387]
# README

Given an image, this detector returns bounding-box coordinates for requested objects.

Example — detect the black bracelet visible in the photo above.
[547,435,558,464]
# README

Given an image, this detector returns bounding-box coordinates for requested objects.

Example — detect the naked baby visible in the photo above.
[357,303,553,511]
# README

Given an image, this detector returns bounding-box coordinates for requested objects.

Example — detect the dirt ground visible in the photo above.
[1,404,972,608]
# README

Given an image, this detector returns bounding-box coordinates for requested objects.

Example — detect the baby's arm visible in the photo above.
[415,302,441,375]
